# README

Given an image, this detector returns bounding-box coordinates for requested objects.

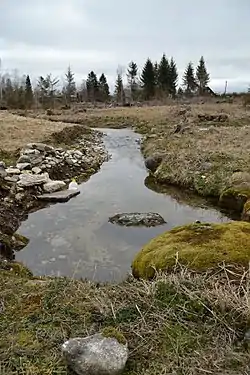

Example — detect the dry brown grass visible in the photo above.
[0,112,76,152]
[1,265,250,374]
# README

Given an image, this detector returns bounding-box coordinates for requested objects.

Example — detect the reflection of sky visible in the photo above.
[16,129,230,282]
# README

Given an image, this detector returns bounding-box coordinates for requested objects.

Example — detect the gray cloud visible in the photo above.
[0,0,249,92]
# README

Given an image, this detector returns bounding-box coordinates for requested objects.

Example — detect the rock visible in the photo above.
[132,221,250,279]
[15,193,24,202]
[26,142,54,152]
[219,188,250,212]
[17,173,49,187]
[0,161,6,168]
[109,212,166,227]
[145,154,164,173]
[32,167,42,174]
[38,189,80,202]
[5,175,20,183]
[17,155,31,164]
[43,180,66,193]
[0,167,7,178]
[62,333,128,375]
[6,168,20,175]
[16,163,31,171]
[242,200,250,222]
[22,149,40,155]
[29,155,44,166]
[198,114,228,123]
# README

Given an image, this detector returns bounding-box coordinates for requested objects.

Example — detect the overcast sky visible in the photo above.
[0,0,249,92]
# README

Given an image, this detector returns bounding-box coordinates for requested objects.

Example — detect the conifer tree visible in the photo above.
[196,56,210,94]
[65,66,76,103]
[127,61,138,100]
[86,71,99,101]
[169,57,178,97]
[141,58,155,99]
[99,73,110,101]
[158,53,170,95]
[183,62,196,94]
[115,73,125,104]
[25,75,33,108]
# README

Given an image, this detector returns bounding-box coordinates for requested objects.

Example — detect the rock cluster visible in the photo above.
[0,140,107,194]
[109,212,166,227]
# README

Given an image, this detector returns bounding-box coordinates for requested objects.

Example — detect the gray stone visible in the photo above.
[38,189,80,202]
[43,180,66,193]
[22,149,40,155]
[62,334,128,375]
[145,154,164,173]
[65,157,75,166]
[29,155,44,166]
[5,175,20,183]
[26,142,54,152]
[0,166,7,178]
[109,212,166,227]
[17,172,49,187]
[17,155,31,164]
[0,161,6,168]
[16,163,31,171]
[32,167,42,174]
[15,193,25,202]
[6,168,21,175]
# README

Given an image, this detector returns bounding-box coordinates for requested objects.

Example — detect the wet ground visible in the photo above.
[16,128,231,282]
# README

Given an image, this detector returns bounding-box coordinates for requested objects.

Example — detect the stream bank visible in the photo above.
[15,128,231,282]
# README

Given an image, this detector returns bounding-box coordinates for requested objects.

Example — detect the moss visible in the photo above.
[101,326,127,345]
[132,221,250,279]
[242,200,250,222]
[219,187,250,212]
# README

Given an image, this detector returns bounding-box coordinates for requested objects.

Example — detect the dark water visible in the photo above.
[16,128,231,282]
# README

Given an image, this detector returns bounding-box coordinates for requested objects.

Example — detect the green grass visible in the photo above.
[1,265,250,374]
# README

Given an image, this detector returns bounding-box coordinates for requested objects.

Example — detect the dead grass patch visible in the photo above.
[0,266,250,374]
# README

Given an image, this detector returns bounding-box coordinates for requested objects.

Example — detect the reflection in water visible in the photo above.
[16,128,231,282]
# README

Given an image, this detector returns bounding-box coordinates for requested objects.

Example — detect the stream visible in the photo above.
[16,128,231,282]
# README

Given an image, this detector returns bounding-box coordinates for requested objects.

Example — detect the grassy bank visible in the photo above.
[1,264,250,374]
[34,102,250,215]
[28,103,250,197]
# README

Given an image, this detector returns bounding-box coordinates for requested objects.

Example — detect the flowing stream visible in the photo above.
[16,128,231,282]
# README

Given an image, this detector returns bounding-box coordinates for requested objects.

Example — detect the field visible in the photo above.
[1,103,250,374]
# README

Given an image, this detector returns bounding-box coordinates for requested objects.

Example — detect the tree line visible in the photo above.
[0,55,210,109]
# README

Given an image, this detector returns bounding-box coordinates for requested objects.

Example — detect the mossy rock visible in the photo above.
[132,221,250,279]
[242,200,250,222]
[219,188,250,212]
[0,260,33,277]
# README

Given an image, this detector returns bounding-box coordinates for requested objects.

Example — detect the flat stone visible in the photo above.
[17,155,31,164]
[32,167,42,174]
[5,175,20,183]
[38,189,80,202]
[26,143,54,152]
[17,172,50,187]
[109,212,166,227]
[6,168,21,175]
[16,163,31,171]
[43,180,66,193]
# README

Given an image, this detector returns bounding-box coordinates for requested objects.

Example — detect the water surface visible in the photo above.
[16,128,230,282]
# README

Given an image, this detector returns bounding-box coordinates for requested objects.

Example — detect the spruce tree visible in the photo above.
[65,66,76,103]
[86,71,99,101]
[115,73,125,104]
[127,61,138,100]
[183,62,196,95]
[196,56,210,94]
[99,73,110,102]
[158,53,170,95]
[25,75,33,108]
[154,62,159,87]
[169,57,178,97]
[141,58,155,99]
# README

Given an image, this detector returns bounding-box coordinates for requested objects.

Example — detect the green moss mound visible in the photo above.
[132,221,250,279]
